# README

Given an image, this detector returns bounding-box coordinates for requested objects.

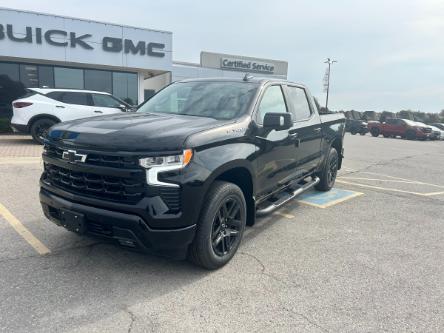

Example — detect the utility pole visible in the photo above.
[323,58,337,110]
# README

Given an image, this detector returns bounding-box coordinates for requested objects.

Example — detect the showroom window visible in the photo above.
[19,64,39,88]
[85,69,112,93]
[113,72,138,105]
[54,67,84,89]
[38,66,54,88]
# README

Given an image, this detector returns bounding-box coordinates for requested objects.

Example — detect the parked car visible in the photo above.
[10,88,134,144]
[346,119,368,135]
[368,118,433,140]
[39,78,346,269]
[344,110,368,135]
[431,123,444,131]
[416,122,442,140]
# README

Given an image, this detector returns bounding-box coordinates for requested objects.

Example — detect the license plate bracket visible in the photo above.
[60,209,86,234]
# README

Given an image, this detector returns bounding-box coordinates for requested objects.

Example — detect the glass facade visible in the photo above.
[0,61,139,106]
[0,61,139,132]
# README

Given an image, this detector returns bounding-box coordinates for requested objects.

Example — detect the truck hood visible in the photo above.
[47,112,227,152]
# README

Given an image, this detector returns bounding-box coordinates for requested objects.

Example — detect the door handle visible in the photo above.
[56,105,65,108]
[94,110,103,113]
[314,127,322,133]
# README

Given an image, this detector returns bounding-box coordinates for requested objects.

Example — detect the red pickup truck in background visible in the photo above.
[368,118,433,140]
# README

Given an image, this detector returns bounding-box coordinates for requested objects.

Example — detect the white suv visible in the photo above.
[11,88,133,144]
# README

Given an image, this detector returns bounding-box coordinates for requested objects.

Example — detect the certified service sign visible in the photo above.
[220,58,275,74]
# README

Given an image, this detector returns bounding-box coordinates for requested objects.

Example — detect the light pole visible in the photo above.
[323,58,337,110]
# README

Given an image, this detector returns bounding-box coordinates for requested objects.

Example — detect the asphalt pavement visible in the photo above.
[0,133,443,332]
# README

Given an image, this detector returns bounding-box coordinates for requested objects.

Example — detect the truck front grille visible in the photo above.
[43,164,145,203]
[44,144,139,169]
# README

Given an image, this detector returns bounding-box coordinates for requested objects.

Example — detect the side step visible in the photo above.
[256,177,320,216]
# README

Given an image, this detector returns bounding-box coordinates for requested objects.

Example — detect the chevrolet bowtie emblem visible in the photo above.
[62,150,87,163]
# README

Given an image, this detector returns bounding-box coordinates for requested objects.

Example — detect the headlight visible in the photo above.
[139,149,193,168]
[139,149,193,187]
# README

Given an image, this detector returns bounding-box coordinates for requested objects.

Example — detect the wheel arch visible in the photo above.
[28,114,61,129]
[204,161,256,226]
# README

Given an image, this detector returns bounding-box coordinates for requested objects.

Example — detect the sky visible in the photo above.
[1,0,443,113]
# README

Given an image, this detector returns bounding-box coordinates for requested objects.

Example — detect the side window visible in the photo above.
[46,91,64,102]
[61,92,91,106]
[92,94,122,108]
[257,85,287,123]
[286,86,311,121]
[386,119,395,125]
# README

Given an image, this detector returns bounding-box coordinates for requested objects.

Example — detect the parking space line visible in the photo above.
[336,179,428,196]
[274,211,295,219]
[0,203,51,255]
[422,191,444,197]
[339,176,444,189]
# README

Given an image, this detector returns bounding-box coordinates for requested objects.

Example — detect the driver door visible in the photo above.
[254,85,299,199]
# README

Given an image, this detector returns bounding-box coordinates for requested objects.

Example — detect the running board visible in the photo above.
[256,177,320,216]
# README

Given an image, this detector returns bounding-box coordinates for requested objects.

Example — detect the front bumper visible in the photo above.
[40,188,196,258]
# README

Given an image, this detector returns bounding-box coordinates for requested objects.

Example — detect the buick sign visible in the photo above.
[0,24,165,57]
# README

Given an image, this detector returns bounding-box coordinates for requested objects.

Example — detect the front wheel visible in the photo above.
[315,147,339,192]
[350,129,357,135]
[188,181,247,270]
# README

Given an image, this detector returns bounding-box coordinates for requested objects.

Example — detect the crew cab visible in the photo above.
[10,88,133,144]
[368,118,433,140]
[39,78,345,269]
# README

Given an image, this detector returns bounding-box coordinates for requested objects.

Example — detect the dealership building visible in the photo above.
[0,7,288,117]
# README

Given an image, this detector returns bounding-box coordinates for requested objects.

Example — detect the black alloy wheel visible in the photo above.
[211,197,243,257]
[327,151,338,188]
[315,147,339,191]
[188,181,246,270]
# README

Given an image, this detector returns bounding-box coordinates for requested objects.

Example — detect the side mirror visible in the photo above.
[263,112,292,130]
[118,104,128,112]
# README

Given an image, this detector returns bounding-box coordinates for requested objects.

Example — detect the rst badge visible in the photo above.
[62,150,87,163]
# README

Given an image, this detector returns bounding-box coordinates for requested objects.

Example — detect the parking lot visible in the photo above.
[0,133,443,332]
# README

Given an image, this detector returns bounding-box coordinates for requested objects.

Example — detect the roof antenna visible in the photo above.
[243,73,254,81]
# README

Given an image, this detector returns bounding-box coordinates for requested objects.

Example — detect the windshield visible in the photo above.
[137,81,259,120]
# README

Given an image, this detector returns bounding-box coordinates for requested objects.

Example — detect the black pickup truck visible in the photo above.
[40,78,345,269]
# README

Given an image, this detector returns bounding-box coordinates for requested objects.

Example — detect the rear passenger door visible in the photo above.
[91,93,125,115]
[284,85,323,176]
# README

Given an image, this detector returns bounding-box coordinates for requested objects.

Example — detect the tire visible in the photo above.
[350,129,357,135]
[30,118,56,144]
[188,181,247,270]
[359,131,366,136]
[370,128,380,137]
[406,130,416,140]
[315,147,339,192]
[383,134,390,138]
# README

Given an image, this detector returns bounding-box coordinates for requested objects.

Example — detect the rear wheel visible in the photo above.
[188,181,247,270]
[30,118,56,144]
[370,128,380,137]
[350,129,357,135]
[315,147,338,192]
[383,134,390,138]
